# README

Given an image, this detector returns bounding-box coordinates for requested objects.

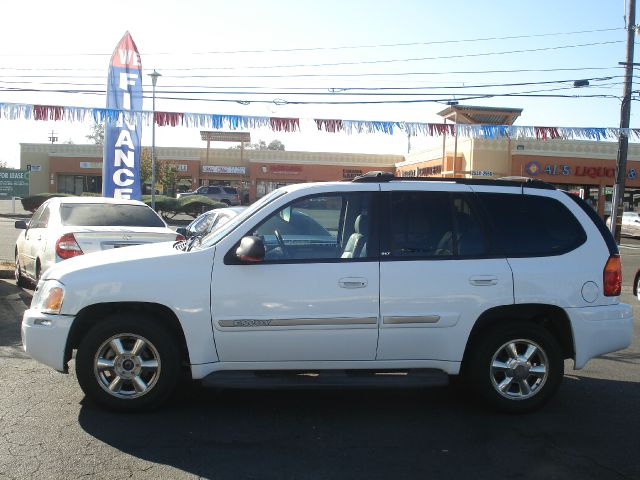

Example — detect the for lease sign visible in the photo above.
[0,169,29,197]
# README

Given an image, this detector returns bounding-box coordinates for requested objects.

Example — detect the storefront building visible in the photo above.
[19,143,399,203]
[20,106,640,218]
[397,136,640,218]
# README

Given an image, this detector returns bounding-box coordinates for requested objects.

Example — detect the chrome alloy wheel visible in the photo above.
[93,333,161,399]
[489,339,549,400]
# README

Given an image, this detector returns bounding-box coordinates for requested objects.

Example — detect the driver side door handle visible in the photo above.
[339,277,368,289]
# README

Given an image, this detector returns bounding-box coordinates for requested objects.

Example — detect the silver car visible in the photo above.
[14,197,183,287]
[176,185,241,206]
[176,206,247,239]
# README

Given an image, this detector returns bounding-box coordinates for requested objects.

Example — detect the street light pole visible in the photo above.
[610,0,636,241]
[148,69,161,211]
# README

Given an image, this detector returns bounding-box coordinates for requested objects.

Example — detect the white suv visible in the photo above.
[21,174,633,413]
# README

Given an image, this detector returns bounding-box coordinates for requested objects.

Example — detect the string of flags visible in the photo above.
[2,101,640,142]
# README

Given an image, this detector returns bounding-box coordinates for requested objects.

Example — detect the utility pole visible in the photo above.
[610,0,636,242]
[48,130,58,144]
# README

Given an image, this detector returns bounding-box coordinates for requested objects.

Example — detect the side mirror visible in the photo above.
[175,227,187,237]
[14,220,27,230]
[236,236,265,263]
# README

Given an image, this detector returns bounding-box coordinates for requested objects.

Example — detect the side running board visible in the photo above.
[201,369,449,389]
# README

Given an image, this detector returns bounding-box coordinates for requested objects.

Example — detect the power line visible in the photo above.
[153,41,627,71]
[0,40,625,72]
[0,66,624,81]
[0,27,623,58]
[0,75,621,91]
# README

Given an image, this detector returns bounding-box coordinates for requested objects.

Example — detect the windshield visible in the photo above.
[196,189,287,249]
[60,203,166,227]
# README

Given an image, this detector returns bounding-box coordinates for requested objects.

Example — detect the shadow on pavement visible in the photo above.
[0,279,32,347]
[77,376,640,480]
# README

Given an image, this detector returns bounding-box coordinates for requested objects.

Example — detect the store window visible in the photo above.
[256,180,303,198]
[58,175,101,195]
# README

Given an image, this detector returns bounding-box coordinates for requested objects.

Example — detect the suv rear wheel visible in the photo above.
[465,322,563,413]
[76,313,181,412]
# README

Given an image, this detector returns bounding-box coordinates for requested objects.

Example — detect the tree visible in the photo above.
[158,161,179,194]
[229,139,285,150]
[139,148,178,194]
[0,160,8,168]
[140,148,152,185]
[267,139,285,151]
[86,124,105,145]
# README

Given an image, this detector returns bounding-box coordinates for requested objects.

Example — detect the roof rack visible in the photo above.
[351,172,556,190]
[351,171,395,182]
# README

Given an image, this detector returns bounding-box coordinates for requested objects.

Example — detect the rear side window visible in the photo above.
[223,187,238,194]
[478,193,586,257]
[60,204,166,227]
[389,192,487,258]
[207,187,221,194]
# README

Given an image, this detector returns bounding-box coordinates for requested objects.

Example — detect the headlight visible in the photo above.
[32,280,65,314]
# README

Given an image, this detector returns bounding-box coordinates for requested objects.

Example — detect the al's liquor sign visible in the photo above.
[524,161,637,180]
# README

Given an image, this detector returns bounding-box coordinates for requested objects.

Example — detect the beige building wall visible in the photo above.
[20,143,401,197]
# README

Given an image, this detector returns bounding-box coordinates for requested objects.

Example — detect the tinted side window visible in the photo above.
[452,196,487,256]
[208,187,221,194]
[223,187,237,194]
[478,193,586,257]
[390,191,454,257]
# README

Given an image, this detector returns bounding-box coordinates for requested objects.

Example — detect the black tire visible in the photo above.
[465,322,564,413]
[76,313,181,412]
[35,261,42,284]
[14,255,29,288]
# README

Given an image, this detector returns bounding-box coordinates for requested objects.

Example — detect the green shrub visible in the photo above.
[141,194,224,218]
[141,195,180,218]
[177,195,225,218]
[20,193,72,212]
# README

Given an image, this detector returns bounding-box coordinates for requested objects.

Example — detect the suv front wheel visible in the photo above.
[76,314,181,412]
[465,322,564,413]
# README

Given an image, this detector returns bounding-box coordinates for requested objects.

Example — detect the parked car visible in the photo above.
[606,211,640,237]
[176,206,247,239]
[21,175,633,413]
[14,196,184,287]
[176,185,241,206]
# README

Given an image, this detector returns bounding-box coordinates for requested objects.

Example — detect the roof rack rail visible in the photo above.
[351,171,395,182]
[351,172,556,190]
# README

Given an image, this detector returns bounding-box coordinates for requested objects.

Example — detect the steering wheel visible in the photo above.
[274,229,289,258]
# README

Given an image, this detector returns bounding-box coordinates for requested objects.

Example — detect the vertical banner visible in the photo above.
[102,31,143,199]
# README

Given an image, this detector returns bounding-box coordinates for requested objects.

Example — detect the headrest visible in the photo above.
[355,214,368,234]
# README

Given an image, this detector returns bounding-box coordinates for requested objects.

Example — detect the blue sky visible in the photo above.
[0,0,635,166]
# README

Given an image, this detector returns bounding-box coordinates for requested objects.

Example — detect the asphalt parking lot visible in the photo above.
[0,200,639,479]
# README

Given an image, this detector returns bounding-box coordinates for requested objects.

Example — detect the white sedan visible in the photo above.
[14,196,184,287]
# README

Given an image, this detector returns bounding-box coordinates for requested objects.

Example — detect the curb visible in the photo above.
[0,268,14,280]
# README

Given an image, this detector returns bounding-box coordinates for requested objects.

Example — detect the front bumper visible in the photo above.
[21,308,74,372]
[567,303,634,369]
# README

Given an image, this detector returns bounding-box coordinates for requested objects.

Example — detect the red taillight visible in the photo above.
[175,233,186,241]
[603,255,622,296]
[55,233,83,260]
